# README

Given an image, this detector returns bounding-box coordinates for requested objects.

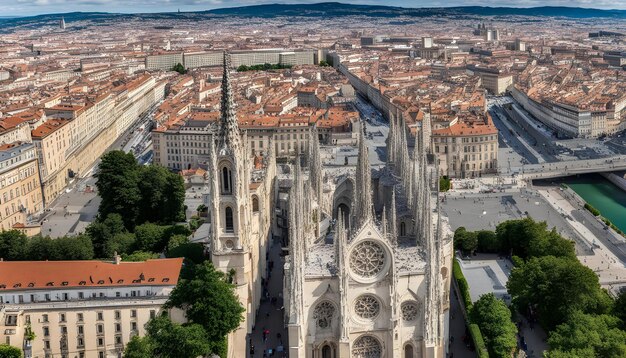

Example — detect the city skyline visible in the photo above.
[2,0,625,17]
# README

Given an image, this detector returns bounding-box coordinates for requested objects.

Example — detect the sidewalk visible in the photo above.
[248,236,287,357]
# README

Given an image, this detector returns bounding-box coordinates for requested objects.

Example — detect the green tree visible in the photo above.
[167,234,188,251]
[165,262,244,355]
[172,63,186,75]
[133,223,167,252]
[147,316,210,358]
[527,228,576,260]
[477,230,500,252]
[23,235,93,260]
[161,172,186,223]
[507,256,612,329]
[124,336,153,358]
[614,291,626,330]
[470,293,517,358]
[95,151,141,230]
[454,227,477,254]
[105,232,136,257]
[122,251,159,262]
[52,235,94,260]
[546,311,626,357]
[167,243,206,264]
[495,218,575,260]
[87,213,127,257]
[0,230,28,260]
[137,165,168,224]
[439,176,451,192]
[0,344,21,358]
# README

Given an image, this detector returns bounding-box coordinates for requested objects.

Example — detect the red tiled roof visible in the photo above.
[0,258,183,291]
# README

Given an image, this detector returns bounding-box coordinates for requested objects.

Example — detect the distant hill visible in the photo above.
[205,2,626,19]
[1,2,624,31]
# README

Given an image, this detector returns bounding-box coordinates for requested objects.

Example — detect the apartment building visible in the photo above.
[112,75,164,137]
[432,118,498,178]
[183,52,223,69]
[153,107,357,170]
[0,142,43,230]
[149,49,318,71]
[0,258,184,358]
[145,52,183,71]
[467,66,513,95]
[31,119,72,205]
[31,75,162,205]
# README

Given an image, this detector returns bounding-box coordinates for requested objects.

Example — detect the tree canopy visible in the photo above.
[454,218,576,260]
[0,344,21,358]
[470,293,517,358]
[546,311,626,358]
[95,151,185,231]
[123,316,209,358]
[0,231,94,261]
[507,255,612,330]
[165,262,244,356]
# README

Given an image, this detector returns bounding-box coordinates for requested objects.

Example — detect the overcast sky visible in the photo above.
[2,0,624,16]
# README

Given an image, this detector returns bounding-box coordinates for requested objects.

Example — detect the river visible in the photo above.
[558,173,626,233]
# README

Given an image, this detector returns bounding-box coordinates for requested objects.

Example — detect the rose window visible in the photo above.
[313,301,335,329]
[354,295,380,320]
[351,335,382,358]
[349,241,386,278]
[401,301,419,322]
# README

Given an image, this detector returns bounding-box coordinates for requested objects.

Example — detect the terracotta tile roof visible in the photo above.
[31,118,69,139]
[0,258,183,291]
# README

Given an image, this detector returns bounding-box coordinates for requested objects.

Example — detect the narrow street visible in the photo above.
[249,235,287,357]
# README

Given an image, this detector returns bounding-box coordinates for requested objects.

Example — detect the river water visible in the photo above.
[559,174,626,233]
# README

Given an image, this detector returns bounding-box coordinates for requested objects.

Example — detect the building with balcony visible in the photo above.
[0,258,184,358]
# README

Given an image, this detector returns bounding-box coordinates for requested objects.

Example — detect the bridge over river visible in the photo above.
[507,155,626,180]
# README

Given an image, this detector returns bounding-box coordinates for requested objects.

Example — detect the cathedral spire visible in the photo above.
[422,106,432,155]
[335,211,349,342]
[218,52,241,151]
[309,126,323,205]
[386,114,396,166]
[354,126,373,228]
[288,165,304,325]
[424,166,444,349]
[388,188,398,247]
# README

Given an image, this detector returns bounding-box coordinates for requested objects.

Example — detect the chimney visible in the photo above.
[113,251,121,265]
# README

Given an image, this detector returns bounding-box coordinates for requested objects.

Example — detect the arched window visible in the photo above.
[221,166,232,194]
[225,207,234,232]
[404,344,414,358]
[400,221,406,236]
[322,344,332,358]
[252,196,259,213]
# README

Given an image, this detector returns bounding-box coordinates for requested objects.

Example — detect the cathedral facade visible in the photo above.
[285,112,453,358]
[204,52,451,358]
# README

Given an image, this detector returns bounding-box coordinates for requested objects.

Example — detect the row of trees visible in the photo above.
[124,263,245,357]
[0,231,93,260]
[454,218,576,260]
[455,218,626,356]
[0,218,202,263]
